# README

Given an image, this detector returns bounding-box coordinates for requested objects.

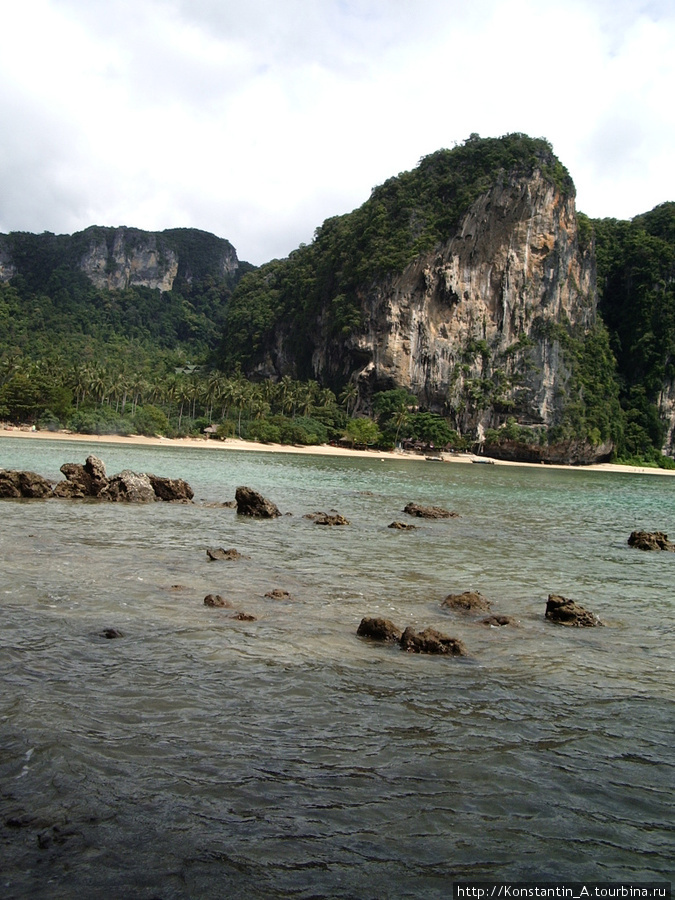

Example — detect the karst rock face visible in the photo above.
[329,173,593,433]
[252,169,595,441]
[0,226,240,293]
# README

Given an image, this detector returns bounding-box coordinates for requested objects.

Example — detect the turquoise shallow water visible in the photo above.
[1,437,673,897]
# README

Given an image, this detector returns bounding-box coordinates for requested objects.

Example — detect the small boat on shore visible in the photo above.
[472,457,495,465]
[425,455,443,462]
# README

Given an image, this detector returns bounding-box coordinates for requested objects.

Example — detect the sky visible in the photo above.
[1,0,673,265]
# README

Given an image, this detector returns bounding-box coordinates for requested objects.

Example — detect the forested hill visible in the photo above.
[0,226,254,370]
[592,203,675,458]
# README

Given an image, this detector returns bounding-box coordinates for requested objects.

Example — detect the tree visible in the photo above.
[344,417,381,447]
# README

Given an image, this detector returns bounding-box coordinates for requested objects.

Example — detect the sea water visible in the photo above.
[0,437,673,898]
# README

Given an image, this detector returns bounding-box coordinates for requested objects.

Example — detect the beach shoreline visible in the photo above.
[2,425,674,476]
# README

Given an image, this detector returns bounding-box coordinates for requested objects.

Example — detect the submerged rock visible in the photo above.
[627,530,675,552]
[313,514,350,526]
[357,617,402,643]
[235,486,281,518]
[231,611,257,621]
[388,521,417,530]
[403,502,459,519]
[206,547,248,561]
[264,589,295,601]
[545,593,603,627]
[442,591,491,613]
[481,614,517,627]
[204,594,233,608]
[400,627,466,655]
[101,628,124,639]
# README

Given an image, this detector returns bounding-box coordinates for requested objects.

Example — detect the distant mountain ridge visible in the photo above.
[0,226,240,293]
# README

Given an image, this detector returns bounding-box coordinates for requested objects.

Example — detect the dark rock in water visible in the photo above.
[357,617,403,643]
[222,500,237,508]
[388,521,417,530]
[101,628,123,639]
[105,470,156,503]
[52,480,86,499]
[60,463,95,495]
[545,593,603,627]
[403,502,459,519]
[60,455,109,497]
[264,589,294,601]
[314,514,349,526]
[231,611,257,621]
[204,594,232,608]
[206,547,248,561]
[627,530,675,552]
[235,486,281,518]
[148,474,194,502]
[481,614,517,627]
[442,591,491,613]
[400,626,466,655]
[0,469,53,499]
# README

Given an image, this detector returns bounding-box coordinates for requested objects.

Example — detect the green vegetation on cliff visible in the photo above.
[593,202,675,461]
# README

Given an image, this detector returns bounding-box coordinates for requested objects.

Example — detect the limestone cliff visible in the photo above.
[0,226,239,292]
[248,167,597,443]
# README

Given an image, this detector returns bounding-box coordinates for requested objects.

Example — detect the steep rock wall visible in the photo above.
[0,226,240,292]
[79,229,179,291]
[263,171,594,434]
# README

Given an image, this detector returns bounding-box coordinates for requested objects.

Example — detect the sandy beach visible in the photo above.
[2,425,673,476]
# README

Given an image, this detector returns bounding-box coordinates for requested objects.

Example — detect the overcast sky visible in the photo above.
[1,0,673,265]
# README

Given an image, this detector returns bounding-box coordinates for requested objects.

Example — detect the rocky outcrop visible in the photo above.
[1,456,194,503]
[403,502,459,519]
[483,437,613,466]
[545,593,603,627]
[235,486,281,518]
[388,521,417,530]
[0,469,53,498]
[627,530,675,552]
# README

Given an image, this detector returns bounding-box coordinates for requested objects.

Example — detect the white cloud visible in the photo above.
[0,0,673,263]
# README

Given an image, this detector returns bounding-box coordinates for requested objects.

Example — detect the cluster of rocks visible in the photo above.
[0,455,193,502]
[357,617,467,656]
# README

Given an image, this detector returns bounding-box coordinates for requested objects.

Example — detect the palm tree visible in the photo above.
[339,381,359,417]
